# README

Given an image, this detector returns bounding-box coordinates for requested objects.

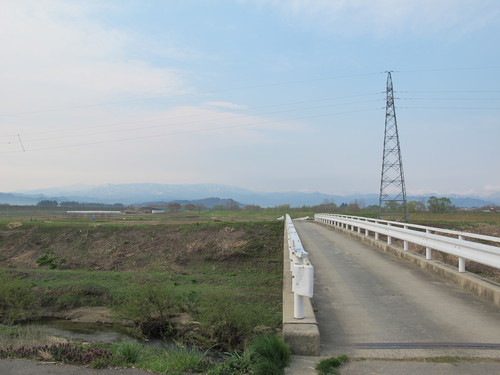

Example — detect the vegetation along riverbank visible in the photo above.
[0,219,290,374]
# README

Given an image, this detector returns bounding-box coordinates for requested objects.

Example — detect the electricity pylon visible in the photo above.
[377,71,408,221]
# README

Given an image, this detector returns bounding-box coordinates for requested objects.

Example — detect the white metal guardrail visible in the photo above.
[285,214,314,319]
[315,213,500,272]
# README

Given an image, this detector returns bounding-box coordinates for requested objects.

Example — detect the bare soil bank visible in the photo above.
[0,221,282,272]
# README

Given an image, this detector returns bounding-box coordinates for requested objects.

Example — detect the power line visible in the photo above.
[0,72,385,118]
[0,107,382,154]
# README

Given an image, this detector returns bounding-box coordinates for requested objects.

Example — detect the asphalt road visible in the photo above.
[293,220,500,359]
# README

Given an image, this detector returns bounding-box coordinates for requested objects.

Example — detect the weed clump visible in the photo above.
[316,355,350,375]
[0,342,112,366]
[36,249,66,269]
[114,340,143,364]
[209,334,290,375]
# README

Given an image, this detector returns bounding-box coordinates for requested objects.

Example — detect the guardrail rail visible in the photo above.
[315,213,500,272]
[285,214,314,319]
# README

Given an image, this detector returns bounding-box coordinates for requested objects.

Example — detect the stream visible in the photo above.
[31,319,139,344]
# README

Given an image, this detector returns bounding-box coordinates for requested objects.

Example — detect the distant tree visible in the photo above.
[212,204,226,211]
[37,200,58,207]
[184,203,197,211]
[315,200,338,213]
[383,201,402,212]
[243,204,262,211]
[346,201,361,213]
[60,201,81,207]
[407,200,426,213]
[167,202,181,212]
[272,204,290,213]
[226,199,240,211]
[338,203,348,212]
[196,204,207,212]
[427,196,454,213]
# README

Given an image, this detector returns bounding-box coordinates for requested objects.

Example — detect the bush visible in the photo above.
[118,283,181,338]
[197,291,258,351]
[0,272,37,324]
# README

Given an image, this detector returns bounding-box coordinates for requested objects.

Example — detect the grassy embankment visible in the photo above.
[0,218,289,373]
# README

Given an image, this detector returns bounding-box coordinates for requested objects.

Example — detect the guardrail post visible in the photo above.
[425,229,432,259]
[403,226,409,251]
[387,224,392,245]
[458,235,466,272]
[286,214,314,320]
[459,257,466,273]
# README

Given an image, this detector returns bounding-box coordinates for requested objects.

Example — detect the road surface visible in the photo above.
[293,220,500,359]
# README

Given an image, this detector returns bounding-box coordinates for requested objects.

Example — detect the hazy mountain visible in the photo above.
[5,183,500,207]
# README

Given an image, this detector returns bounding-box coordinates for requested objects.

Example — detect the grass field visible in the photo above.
[0,219,284,352]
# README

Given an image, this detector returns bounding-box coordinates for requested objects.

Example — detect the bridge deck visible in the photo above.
[293,220,500,359]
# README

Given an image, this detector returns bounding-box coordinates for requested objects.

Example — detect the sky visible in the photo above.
[1,0,499,197]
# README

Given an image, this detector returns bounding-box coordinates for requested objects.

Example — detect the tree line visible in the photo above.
[28,196,498,214]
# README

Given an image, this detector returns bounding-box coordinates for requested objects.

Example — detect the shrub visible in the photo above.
[118,283,181,338]
[197,291,258,351]
[0,272,37,324]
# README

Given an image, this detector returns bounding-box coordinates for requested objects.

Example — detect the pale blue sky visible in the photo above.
[1,0,499,197]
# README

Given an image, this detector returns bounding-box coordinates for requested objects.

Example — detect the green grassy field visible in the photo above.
[0,220,284,353]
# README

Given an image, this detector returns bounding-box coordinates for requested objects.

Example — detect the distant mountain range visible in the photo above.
[1,183,499,208]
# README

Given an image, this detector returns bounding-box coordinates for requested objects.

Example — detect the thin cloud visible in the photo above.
[0,0,188,114]
[204,101,248,110]
[253,0,500,37]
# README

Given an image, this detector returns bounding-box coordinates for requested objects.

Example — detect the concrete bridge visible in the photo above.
[283,217,500,374]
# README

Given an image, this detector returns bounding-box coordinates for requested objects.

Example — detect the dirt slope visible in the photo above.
[0,221,282,271]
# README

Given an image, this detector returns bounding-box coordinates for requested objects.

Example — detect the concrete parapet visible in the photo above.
[324,223,500,307]
[283,231,320,356]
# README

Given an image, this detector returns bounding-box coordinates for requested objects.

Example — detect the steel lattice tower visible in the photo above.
[378,71,408,221]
